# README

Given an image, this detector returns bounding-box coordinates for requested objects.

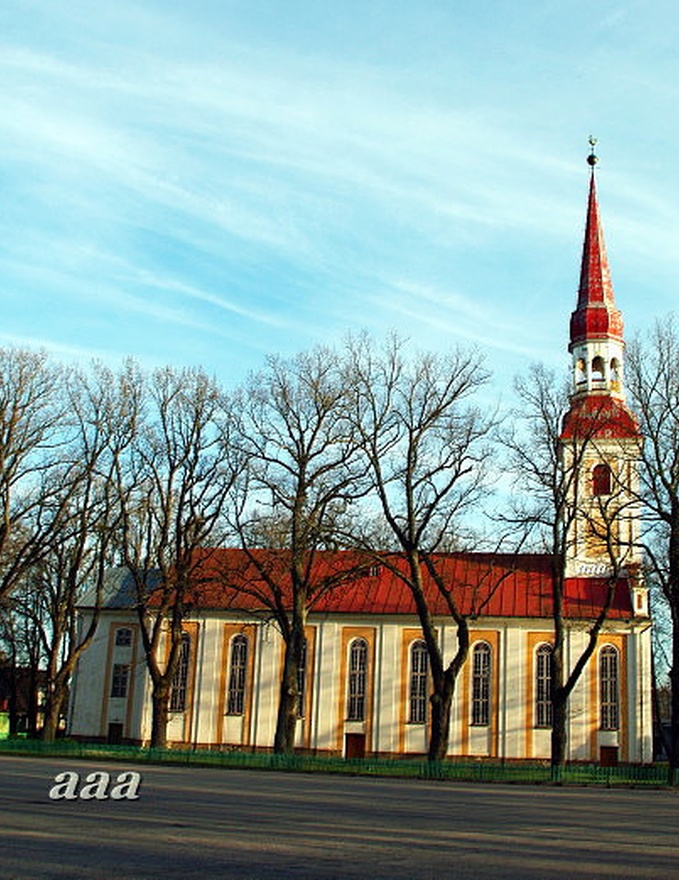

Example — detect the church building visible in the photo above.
[69,157,653,764]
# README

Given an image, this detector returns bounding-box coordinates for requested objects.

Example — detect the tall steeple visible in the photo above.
[570,170,624,353]
[561,141,643,583]
[567,139,627,403]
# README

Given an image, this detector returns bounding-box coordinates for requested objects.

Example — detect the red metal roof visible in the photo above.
[182,548,634,621]
[569,171,624,348]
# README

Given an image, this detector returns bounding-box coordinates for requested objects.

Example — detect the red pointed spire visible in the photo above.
[561,145,640,440]
[569,169,624,350]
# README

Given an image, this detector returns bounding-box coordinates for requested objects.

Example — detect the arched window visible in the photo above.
[592,463,612,496]
[409,640,428,724]
[600,646,620,731]
[535,644,553,728]
[610,358,621,387]
[297,637,308,718]
[592,356,605,383]
[471,642,492,727]
[347,638,368,721]
[575,358,587,386]
[169,633,191,713]
[226,634,249,716]
[110,663,130,699]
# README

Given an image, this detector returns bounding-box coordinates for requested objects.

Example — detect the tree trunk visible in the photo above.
[273,650,298,755]
[408,552,468,763]
[428,679,454,762]
[41,645,62,742]
[150,682,170,749]
[669,617,679,784]
[274,623,304,754]
[550,612,567,773]
[41,693,64,743]
[28,663,41,737]
[7,666,19,736]
[550,695,568,775]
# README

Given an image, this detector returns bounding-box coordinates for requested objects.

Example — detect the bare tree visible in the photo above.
[0,354,135,740]
[649,580,672,762]
[625,318,679,778]
[504,363,640,769]
[25,364,137,741]
[228,347,367,754]
[0,581,44,736]
[0,348,68,600]
[118,365,237,749]
[345,334,496,761]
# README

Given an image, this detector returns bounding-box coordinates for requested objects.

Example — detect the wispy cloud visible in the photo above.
[2,0,679,392]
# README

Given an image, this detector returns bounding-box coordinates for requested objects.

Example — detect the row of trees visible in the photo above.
[1,322,678,768]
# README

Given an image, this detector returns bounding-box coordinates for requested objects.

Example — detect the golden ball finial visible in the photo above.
[587,136,599,166]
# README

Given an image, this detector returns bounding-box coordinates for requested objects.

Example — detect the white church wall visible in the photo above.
[252,622,281,749]
[192,618,222,745]
[313,620,340,753]
[502,625,525,760]
[565,629,592,762]
[68,606,652,764]
[69,613,109,738]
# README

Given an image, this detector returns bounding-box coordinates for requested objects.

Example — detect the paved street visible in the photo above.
[1,755,678,879]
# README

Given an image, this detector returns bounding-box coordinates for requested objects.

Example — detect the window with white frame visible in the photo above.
[347,638,368,722]
[110,663,130,699]
[169,633,191,713]
[599,645,620,731]
[535,644,553,728]
[409,640,428,724]
[115,627,132,647]
[226,634,249,716]
[471,642,492,727]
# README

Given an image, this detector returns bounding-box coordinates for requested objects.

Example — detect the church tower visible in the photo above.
[560,143,643,590]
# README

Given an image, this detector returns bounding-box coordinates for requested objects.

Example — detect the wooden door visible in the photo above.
[345,733,366,759]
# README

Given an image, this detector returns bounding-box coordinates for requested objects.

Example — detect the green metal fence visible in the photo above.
[0,738,672,786]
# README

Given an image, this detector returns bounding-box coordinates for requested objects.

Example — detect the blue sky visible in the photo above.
[3,0,679,400]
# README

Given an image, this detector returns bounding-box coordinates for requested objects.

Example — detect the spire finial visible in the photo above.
[587,136,599,167]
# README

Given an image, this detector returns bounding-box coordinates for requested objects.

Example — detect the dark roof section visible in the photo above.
[80,566,161,610]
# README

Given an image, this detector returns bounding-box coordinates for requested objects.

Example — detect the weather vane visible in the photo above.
[587,136,599,167]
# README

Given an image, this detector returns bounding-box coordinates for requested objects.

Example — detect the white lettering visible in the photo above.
[48,769,143,801]
[48,771,79,800]
[577,561,611,576]
[110,771,141,800]
[79,771,110,800]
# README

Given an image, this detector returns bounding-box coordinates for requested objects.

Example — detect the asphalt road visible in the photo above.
[1,755,678,880]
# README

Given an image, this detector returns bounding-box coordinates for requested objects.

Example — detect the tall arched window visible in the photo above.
[347,638,368,721]
[535,644,553,728]
[600,645,620,731]
[297,637,308,718]
[471,642,492,727]
[592,463,612,496]
[575,358,587,386]
[226,634,249,716]
[409,640,428,724]
[169,633,191,713]
[592,355,605,383]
